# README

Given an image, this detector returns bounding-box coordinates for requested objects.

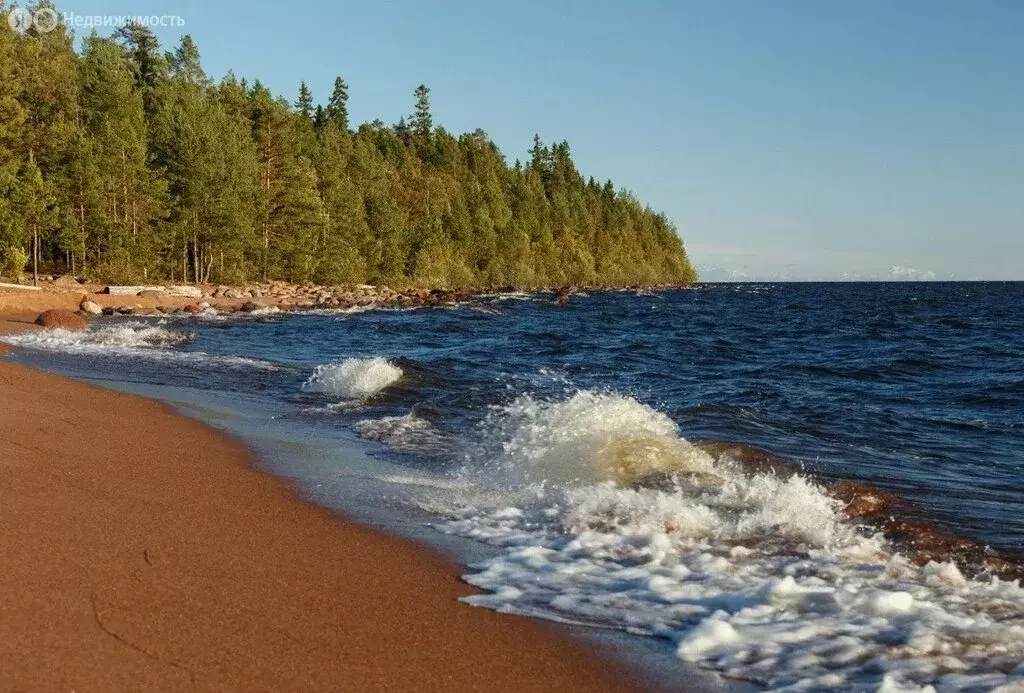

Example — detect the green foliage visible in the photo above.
[412,84,432,137]
[0,7,697,287]
[0,244,28,280]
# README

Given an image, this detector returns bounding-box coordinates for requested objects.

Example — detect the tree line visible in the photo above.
[0,6,697,288]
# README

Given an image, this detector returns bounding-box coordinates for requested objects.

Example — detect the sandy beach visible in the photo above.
[0,306,644,691]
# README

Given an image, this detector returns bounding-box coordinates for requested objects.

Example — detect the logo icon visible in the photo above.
[32,7,59,33]
[7,6,32,33]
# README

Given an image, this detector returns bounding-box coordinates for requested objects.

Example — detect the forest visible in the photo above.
[0,6,698,288]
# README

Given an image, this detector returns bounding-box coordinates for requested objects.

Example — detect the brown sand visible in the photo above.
[0,314,646,692]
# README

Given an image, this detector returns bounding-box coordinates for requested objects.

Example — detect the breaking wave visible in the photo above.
[6,323,194,349]
[1,322,278,370]
[437,391,1024,692]
[303,357,403,400]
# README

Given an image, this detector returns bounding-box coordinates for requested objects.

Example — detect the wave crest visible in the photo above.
[438,390,1024,691]
[303,357,403,400]
[474,391,714,487]
[4,323,194,349]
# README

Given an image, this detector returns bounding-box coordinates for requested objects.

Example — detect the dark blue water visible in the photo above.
[13,282,1024,551]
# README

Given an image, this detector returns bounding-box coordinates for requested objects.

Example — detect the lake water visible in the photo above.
[7,282,1024,692]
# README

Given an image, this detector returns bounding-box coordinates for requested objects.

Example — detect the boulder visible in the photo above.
[35,309,88,330]
[51,274,82,288]
[224,288,245,299]
[182,303,202,314]
[79,299,103,315]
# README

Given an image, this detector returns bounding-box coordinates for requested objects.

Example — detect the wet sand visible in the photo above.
[0,312,646,692]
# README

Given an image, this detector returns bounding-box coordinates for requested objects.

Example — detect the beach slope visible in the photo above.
[0,334,640,692]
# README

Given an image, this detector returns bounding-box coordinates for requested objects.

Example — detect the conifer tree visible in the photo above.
[326,77,349,131]
[412,84,432,136]
[0,15,697,287]
[295,81,313,120]
[168,35,208,87]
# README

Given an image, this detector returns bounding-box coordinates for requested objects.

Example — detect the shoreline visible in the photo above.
[0,318,652,691]
[0,276,694,321]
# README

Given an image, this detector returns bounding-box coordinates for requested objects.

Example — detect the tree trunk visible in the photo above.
[32,226,39,286]
[79,190,87,275]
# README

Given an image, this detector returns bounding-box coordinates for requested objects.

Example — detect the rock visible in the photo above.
[224,288,245,299]
[35,309,88,330]
[197,301,211,310]
[101,306,116,316]
[182,303,202,314]
[51,274,82,288]
[828,481,906,519]
[240,301,260,312]
[137,289,167,298]
[79,299,102,315]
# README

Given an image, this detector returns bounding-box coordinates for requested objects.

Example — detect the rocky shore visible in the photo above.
[0,274,689,321]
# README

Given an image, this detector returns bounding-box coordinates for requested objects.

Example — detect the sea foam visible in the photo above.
[303,357,403,400]
[436,390,1024,692]
[5,323,194,349]
[354,413,448,454]
[1,321,277,370]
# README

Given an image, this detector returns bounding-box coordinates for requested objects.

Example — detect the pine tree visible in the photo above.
[0,21,698,287]
[11,154,58,285]
[295,81,313,120]
[412,84,432,136]
[168,35,208,87]
[113,21,165,117]
[78,33,164,280]
[326,77,349,131]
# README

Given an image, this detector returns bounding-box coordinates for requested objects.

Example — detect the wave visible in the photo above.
[7,323,194,349]
[303,357,403,400]
[1,322,281,371]
[354,413,449,454]
[438,390,1024,692]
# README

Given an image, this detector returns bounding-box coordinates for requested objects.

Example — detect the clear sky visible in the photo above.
[55,0,1024,280]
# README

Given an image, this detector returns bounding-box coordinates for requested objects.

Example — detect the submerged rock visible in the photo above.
[695,440,802,478]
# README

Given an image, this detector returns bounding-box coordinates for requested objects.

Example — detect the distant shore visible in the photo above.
[0,317,648,691]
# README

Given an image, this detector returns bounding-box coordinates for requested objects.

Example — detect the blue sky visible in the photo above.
[54,0,1024,279]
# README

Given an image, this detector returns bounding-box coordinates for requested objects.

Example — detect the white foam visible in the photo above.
[1,322,277,370]
[355,414,448,454]
[468,390,713,488]
[435,390,1024,691]
[375,473,471,491]
[6,322,193,349]
[303,357,403,400]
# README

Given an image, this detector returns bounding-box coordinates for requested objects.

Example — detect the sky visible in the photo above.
[50,0,1024,280]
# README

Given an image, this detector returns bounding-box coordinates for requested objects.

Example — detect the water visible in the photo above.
[6,282,1024,692]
